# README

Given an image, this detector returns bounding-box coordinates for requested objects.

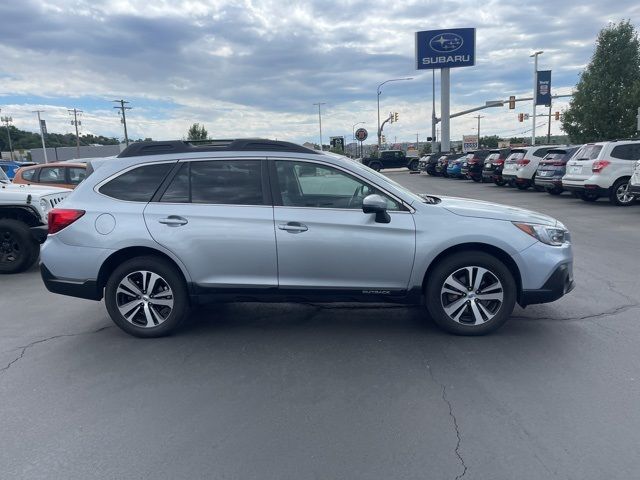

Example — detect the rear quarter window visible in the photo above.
[99,163,174,202]
[21,168,36,181]
[611,144,640,161]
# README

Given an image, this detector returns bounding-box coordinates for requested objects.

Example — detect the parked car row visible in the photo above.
[419,139,640,206]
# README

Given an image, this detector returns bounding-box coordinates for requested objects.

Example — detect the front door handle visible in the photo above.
[158,215,188,227]
[278,222,308,233]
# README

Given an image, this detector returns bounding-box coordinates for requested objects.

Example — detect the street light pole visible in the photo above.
[530,51,543,146]
[474,115,484,145]
[377,77,413,152]
[33,110,48,163]
[352,121,365,158]
[313,102,326,151]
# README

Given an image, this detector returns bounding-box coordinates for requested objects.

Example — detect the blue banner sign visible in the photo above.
[536,70,552,106]
[415,28,476,70]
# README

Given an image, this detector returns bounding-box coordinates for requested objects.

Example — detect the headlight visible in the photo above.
[39,198,50,212]
[513,222,571,246]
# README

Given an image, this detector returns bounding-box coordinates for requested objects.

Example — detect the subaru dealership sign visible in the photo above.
[415,28,476,69]
[536,70,552,106]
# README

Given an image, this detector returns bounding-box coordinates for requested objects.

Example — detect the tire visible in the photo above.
[578,191,599,202]
[0,219,39,274]
[609,178,635,206]
[105,256,189,338]
[425,251,517,336]
[471,175,482,183]
[494,178,506,187]
[516,182,529,190]
[369,162,382,172]
[409,160,419,171]
[546,186,563,195]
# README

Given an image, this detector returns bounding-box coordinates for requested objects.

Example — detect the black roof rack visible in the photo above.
[117,138,320,158]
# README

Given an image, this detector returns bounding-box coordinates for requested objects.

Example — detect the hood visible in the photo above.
[439,196,558,226]
[0,183,71,196]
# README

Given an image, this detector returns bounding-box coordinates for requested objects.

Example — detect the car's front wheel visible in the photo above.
[425,251,516,335]
[610,178,635,206]
[105,256,189,338]
[0,219,39,274]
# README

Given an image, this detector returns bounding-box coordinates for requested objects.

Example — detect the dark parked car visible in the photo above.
[482,148,513,186]
[435,153,464,177]
[534,146,580,195]
[460,149,492,182]
[362,150,420,172]
[419,154,439,175]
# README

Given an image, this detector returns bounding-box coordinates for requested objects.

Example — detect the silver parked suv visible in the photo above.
[40,139,575,337]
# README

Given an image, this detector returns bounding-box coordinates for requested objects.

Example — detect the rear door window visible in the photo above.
[38,167,66,184]
[100,163,173,202]
[611,144,640,160]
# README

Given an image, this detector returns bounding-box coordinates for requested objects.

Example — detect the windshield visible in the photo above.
[573,144,603,161]
[0,168,9,183]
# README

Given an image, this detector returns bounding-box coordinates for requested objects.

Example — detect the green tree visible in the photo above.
[479,135,501,148]
[186,123,208,141]
[562,20,640,143]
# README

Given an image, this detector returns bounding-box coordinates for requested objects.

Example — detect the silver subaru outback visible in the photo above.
[40,139,574,337]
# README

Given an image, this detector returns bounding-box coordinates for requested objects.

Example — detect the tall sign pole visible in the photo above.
[416,28,476,155]
[33,110,48,163]
[431,70,437,153]
[313,102,326,151]
[530,51,543,145]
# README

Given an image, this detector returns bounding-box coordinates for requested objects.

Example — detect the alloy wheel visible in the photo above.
[116,270,174,328]
[616,183,634,204]
[440,266,504,325]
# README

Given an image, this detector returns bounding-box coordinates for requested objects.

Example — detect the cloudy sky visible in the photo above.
[1,0,638,146]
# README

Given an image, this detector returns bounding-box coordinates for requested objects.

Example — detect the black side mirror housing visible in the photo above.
[362,194,391,223]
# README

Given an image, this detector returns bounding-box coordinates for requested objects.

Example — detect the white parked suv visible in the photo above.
[629,159,640,197]
[500,146,556,190]
[0,168,70,273]
[562,140,640,206]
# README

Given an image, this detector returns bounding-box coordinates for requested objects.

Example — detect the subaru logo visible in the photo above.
[429,33,463,53]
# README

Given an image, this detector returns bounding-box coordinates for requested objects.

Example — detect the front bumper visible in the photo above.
[520,262,575,306]
[629,182,640,195]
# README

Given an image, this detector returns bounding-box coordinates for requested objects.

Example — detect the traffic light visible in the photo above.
[389,112,394,123]
[394,112,399,122]
[518,113,524,122]
[381,135,386,143]
[509,96,516,109]
[555,111,560,121]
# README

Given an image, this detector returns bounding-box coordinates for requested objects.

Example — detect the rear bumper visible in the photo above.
[40,264,102,301]
[520,263,575,307]
[562,183,609,196]
[534,176,563,188]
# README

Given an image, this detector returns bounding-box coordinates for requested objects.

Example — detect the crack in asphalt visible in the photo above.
[512,303,640,323]
[0,325,112,377]
[427,365,468,480]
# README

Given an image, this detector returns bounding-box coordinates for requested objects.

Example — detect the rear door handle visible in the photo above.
[278,222,308,233]
[158,216,188,226]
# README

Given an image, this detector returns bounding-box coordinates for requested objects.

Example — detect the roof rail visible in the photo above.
[117,138,320,158]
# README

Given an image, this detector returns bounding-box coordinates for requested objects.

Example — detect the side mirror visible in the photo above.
[362,194,391,224]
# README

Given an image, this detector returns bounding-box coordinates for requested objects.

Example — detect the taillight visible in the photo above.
[552,161,564,166]
[592,160,611,173]
[495,159,504,165]
[48,209,85,234]
[516,159,530,166]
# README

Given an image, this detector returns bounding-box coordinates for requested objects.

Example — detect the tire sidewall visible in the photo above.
[0,219,38,274]
[105,256,189,337]
[610,178,634,206]
[426,251,517,335]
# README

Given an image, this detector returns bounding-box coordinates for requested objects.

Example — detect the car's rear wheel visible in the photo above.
[516,182,529,190]
[0,219,39,274]
[369,162,382,172]
[609,178,635,206]
[105,256,189,338]
[546,186,563,195]
[493,178,506,186]
[408,160,419,171]
[425,251,516,335]
[471,175,482,183]
[578,191,599,202]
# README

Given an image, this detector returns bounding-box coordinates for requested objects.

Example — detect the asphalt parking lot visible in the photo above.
[1,171,639,480]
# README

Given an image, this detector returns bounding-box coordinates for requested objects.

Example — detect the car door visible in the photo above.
[270,158,416,292]
[144,158,278,289]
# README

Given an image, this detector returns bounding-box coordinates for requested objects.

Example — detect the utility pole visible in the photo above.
[312,102,326,151]
[474,115,484,145]
[530,51,543,145]
[0,113,14,161]
[33,110,48,163]
[68,108,83,158]
[547,101,552,144]
[416,133,419,151]
[112,99,131,146]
